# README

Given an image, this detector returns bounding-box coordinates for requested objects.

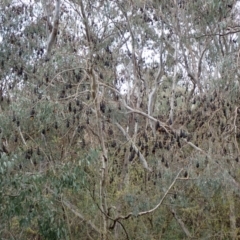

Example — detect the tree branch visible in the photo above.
[110,168,183,226]
[169,207,192,238]
[121,98,171,134]
[47,187,101,235]
[45,0,60,60]
[115,122,152,172]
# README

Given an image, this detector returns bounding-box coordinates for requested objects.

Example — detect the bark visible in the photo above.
[169,41,178,124]
[79,1,109,238]
[228,191,237,240]
[45,0,60,60]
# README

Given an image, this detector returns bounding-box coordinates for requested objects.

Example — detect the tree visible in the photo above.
[0,0,240,239]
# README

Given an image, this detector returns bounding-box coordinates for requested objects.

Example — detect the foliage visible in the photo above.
[0,0,240,239]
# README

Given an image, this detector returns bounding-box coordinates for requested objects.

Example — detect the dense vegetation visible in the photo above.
[0,0,240,239]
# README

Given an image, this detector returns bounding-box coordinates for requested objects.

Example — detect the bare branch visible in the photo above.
[137,168,183,216]
[197,43,209,80]
[45,0,60,60]
[79,0,91,44]
[121,98,170,134]
[115,122,152,172]
[147,59,164,131]
[182,138,209,156]
[18,126,27,146]
[110,168,183,224]
[169,40,178,124]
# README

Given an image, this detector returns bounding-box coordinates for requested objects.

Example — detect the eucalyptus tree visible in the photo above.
[0,0,240,239]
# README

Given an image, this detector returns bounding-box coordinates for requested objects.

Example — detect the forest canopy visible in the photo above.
[1,0,240,239]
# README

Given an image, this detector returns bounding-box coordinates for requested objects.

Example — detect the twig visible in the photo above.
[110,168,183,227]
